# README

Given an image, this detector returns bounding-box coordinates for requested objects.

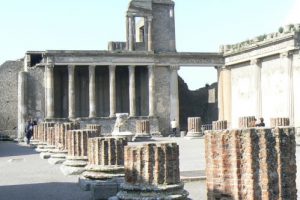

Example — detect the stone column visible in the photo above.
[128,65,136,116]
[148,65,155,117]
[170,66,180,126]
[48,122,80,165]
[116,142,188,199]
[37,122,55,159]
[212,120,227,130]
[109,65,116,117]
[281,52,294,125]
[79,137,127,196]
[205,128,297,199]
[147,16,153,51]
[86,124,102,136]
[45,64,55,118]
[68,65,76,118]
[238,116,256,128]
[270,117,290,127]
[17,71,28,140]
[127,16,135,51]
[61,129,98,175]
[133,120,151,141]
[217,67,224,120]
[89,65,96,118]
[185,117,202,139]
[251,59,262,118]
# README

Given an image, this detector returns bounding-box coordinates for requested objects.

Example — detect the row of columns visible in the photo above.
[218,51,294,126]
[126,15,153,51]
[45,65,156,119]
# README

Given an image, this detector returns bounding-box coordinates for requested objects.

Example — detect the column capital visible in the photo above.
[170,65,180,71]
[68,65,75,70]
[109,65,116,71]
[280,51,293,58]
[128,65,135,72]
[250,58,261,65]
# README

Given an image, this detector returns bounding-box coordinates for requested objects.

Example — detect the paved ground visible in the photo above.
[0,138,299,200]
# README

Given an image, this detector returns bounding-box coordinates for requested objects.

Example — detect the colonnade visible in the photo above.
[45,65,156,119]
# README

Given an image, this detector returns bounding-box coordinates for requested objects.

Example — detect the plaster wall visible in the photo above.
[230,63,257,128]
[261,55,289,126]
[293,52,300,127]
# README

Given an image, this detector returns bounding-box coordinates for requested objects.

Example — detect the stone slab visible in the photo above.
[90,179,121,200]
[39,152,51,159]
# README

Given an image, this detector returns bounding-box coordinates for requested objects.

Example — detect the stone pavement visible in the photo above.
[0,138,299,200]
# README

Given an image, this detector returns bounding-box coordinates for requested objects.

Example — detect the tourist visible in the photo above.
[25,119,34,145]
[170,119,177,137]
[256,117,265,127]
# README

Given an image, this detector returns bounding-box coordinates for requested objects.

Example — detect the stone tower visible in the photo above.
[127,0,176,52]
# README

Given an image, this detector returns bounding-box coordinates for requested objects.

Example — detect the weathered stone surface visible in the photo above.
[133,120,151,141]
[270,117,290,127]
[86,124,102,136]
[61,129,99,175]
[79,137,127,192]
[185,117,202,139]
[238,116,256,128]
[212,120,227,130]
[115,142,189,200]
[205,127,297,200]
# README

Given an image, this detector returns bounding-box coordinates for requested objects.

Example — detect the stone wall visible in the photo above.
[205,127,297,199]
[0,60,23,138]
[178,76,218,130]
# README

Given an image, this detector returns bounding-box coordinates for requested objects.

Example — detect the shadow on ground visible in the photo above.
[0,182,90,200]
[0,142,38,157]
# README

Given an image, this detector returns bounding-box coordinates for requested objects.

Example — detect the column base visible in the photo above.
[48,149,68,165]
[35,143,47,152]
[184,132,203,140]
[30,140,40,147]
[132,133,152,142]
[90,178,124,200]
[114,182,189,200]
[60,156,88,175]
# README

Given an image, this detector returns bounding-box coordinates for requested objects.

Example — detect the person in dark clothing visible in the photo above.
[256,117,265,127]
[25,119,34,145]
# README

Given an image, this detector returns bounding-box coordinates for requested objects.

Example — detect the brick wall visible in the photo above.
[205,127,297,200]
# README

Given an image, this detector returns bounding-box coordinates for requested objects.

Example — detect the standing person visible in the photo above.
[25,119,34,145]
[170,119,177,137]
[256,117,265,127]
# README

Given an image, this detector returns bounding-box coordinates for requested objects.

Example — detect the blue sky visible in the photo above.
[0,0,299,89]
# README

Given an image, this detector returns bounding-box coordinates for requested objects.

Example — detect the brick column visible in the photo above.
[82,137,127,180]
[61,129,98,175]
[205,128,297,199]
[48,122,80,165]
[133,120,151,141]
[116,142,188,199]
[212,120,227,130]
[36,122,55,153]
[169,66,180,125]
[238,116,256,128]
[185,117,202,138]
[270,117,290,127]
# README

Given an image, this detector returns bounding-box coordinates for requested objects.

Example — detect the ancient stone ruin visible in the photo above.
[133,120,152,141]
[270,117,290,127]
[115,142,189,199]
[212,120,227,130]
[185,117,202,139]
[238,116,256,128]
[205,127,297,199]
[60,129,99,175]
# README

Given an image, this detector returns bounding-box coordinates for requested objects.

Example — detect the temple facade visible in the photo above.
[17,0,223,138]
[218,24,300,128]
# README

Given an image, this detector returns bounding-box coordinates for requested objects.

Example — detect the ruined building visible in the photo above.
[16,0,223,139]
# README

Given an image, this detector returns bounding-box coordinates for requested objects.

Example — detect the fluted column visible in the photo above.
[212,120,227,130]
[170,66,180,125]
[129,65,136,116]
[86,124,102,136]
[238,116,256,128]
[68,65,76,118]
[251,59,262,118]
[270,117,290,127]
[89,65,96,118]
[46,64,54,118]
[109,65,116,117]
[148,65,155,116]
[147,16,153,51]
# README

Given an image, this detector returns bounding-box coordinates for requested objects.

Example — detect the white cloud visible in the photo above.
[283,0,300,25]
